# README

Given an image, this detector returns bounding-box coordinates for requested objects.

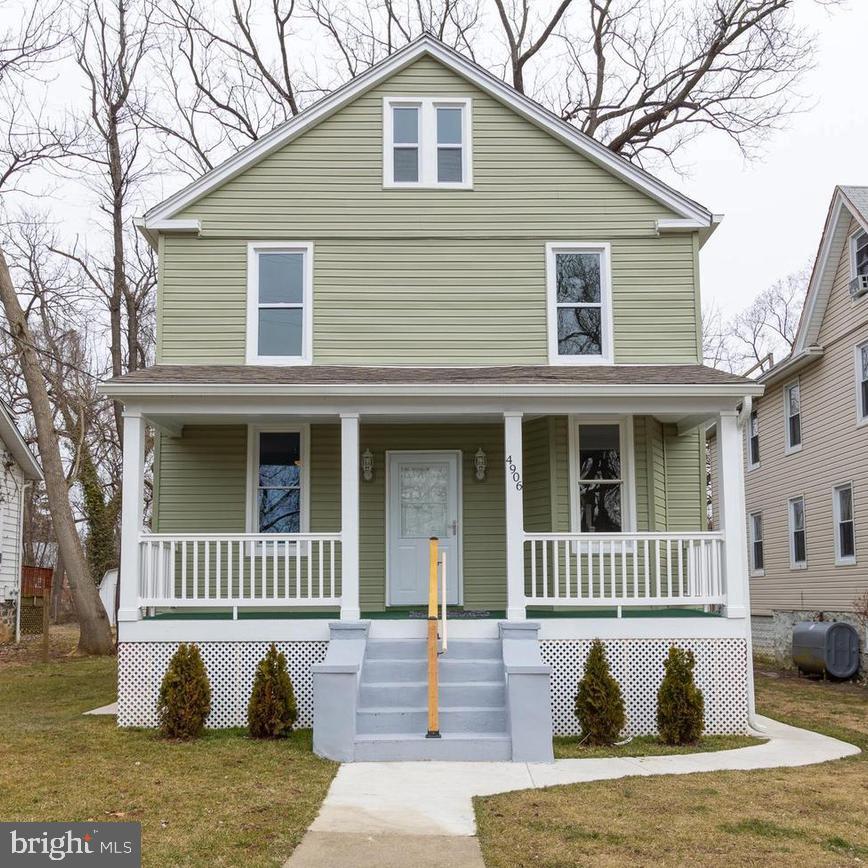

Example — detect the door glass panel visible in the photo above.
[400,464,448,538]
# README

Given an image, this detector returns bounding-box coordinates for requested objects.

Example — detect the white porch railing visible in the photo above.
[138,533,342,613]
[523,532,725,611]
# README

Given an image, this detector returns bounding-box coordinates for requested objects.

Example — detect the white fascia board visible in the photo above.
[757,346,824,387]
[143,35,712,227]
[135,217,201,250]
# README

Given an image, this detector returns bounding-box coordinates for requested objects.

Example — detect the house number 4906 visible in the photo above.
[506,455,523,491]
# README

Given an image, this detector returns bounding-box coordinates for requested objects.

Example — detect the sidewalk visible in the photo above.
[286,716,860,867]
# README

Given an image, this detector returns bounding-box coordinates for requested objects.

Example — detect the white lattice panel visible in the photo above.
[540,639,748,737]
[118,641,328,729]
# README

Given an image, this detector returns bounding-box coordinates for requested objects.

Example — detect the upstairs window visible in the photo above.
[833,483,856,565]
[747,409,760,469]
[547,243,613,364]
[784,381,802,452]
[749,512,764,575]
[383,98,472,188]
[246,242,312,365]
[788,496,807,568]
[858,342,868,424]
[852,230,868,280]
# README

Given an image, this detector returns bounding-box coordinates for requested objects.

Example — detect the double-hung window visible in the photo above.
[248,428,308,534]
[857,341,868,425]
[833,483,856,565]
[572,421,632,532]
[851,230,868,287]
[784,381,802,452]
[247,242,312,364]
[749,512,764,575]
[747,410,760,469]
[788,496,807,569]
[547,243,613,364]
[384,98,471,188]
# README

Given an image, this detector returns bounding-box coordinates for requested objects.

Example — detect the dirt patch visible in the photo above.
[0,624,85,667]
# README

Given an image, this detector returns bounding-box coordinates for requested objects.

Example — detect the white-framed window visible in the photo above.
[857,341,868,426]
[788,495,807,569]
[568,417,635,533]
[749,512,764,576]
[246,242,313,365]
[784,380,802,453]
[246,425,310,534]
[382,97,472,189]
[850,229,868,280]
[833,483,856,566]
[747,409,760,469]
[546,242,614,365]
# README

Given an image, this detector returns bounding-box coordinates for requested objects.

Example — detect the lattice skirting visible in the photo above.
[540,639,749,737]
[118,641,328,729]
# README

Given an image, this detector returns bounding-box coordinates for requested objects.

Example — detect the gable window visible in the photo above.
[851,230,868,282]
[383,98,472,188]
[833,483,856,565]
[749,512,764,575]
[569,419,634,533]
[788,496,807,569]
[784,381,802,452]
[246,242,312,365]
[547,243,613,365]
[857,342,868,425]
[247,427,309,534]
[747,409,760,469]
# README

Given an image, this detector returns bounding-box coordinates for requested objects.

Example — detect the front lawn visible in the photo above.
[553,732,762,759]
[476,667,868,867]
[0,629,336,867]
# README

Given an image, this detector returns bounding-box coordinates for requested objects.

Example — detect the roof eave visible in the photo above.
[757,345,824,387]
[0,404,42,481]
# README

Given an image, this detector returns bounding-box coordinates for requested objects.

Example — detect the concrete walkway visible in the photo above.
[286,716,859,867]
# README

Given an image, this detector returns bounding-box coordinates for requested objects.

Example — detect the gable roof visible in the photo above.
[0,400,42,481]
[792,185,868,355]
[140,34,714,237]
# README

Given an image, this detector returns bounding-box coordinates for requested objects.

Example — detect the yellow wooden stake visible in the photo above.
[426,536,440,738]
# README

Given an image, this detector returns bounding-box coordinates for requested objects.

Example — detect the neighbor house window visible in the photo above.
[788,496,807,568]
[852,230,868,280]
[784,381,802,451]
[857,342,868,424]
[383,98,471,188]
[833,483,856,565]
[547,243,613,364]
[747,409,760,469]
[248,428,309,534]
[572,421,633,532]
[246,242,313,364]
[749,512,764,575]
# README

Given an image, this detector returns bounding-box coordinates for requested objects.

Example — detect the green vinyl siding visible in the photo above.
[522,418,552,533]
[157,55,701,366]
[663,427,705,531]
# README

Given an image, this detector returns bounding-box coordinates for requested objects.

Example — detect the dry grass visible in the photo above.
[0,637,336,867]
[476,667,868,867]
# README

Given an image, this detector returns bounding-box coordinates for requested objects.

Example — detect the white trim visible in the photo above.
[832,481,857,567]
[567,415,636,537]
[140,35,712,228]
[787,495,807,570]
[245,424,311,535]
[746,408,760,471]
[856,341,868,427]
[246,241,313,365]
[384,449,464,607]
[545,242,614,366]
[382,97,472,189]
[783,379,802,455]
[748,511,764,577]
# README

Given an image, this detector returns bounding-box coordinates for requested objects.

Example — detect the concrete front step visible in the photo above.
[359,680,505,708]
[439,658,504,683]
[362,659,427,682]
[353,732,512,762]
[365,640,427,660]
[356,706,507,735]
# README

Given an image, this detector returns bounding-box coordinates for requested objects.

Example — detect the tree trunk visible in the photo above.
[0,247,114,655]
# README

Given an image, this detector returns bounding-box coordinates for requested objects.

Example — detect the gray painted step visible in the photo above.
[362,659,427,682]
[440,640,502,660]
[439,659,504,683]
[359,681,505,708]
[354,733,512,762]
[365,640,426,660]
[356,706,507,735]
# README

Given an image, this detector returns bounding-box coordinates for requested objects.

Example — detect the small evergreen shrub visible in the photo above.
[574,639,626,745]
[657,645,705,745]
[157,643,211,740]
[248,643,298,738]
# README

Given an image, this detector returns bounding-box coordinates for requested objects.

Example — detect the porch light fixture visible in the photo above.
[361,448,374,482]
[474,447,487,481]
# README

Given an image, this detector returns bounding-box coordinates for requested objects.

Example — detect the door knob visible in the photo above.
[451,519,458,536]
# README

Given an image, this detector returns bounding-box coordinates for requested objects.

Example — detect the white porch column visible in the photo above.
[340,413,361,620]
[118,410,146,623]
[716,410,749,619]
[503,412,526,621]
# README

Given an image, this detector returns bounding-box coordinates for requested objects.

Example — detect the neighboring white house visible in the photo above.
[0,400,43,643]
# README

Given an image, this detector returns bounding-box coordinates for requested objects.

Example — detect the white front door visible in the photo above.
[387,451,461,607]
